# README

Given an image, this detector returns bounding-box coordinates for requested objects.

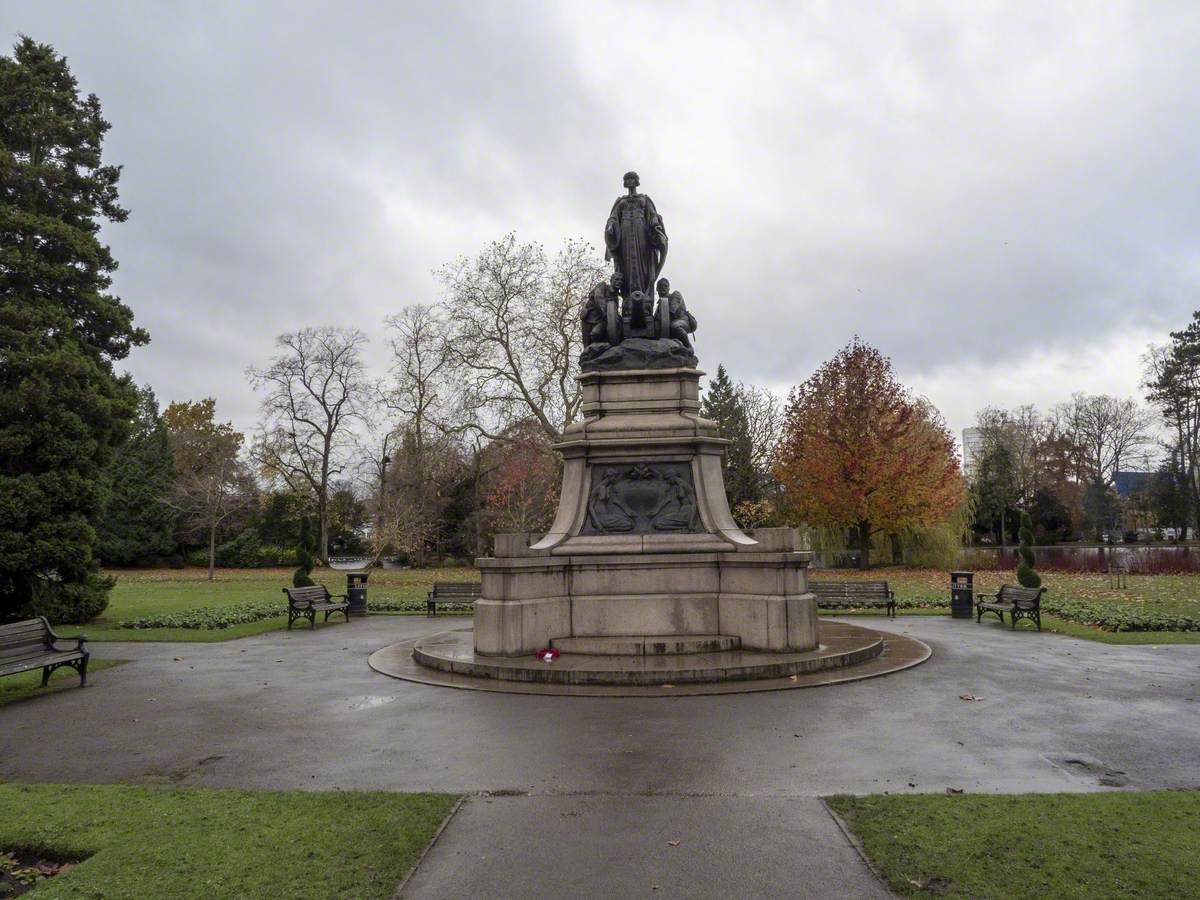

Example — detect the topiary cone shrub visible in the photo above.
[293,517,316,587]
[1016,510,1042,588]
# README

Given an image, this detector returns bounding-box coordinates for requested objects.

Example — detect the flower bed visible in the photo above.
[117,596,475,629]
[887,593,1199,632]
[117,601,283,630]
[1041,598,1199,632]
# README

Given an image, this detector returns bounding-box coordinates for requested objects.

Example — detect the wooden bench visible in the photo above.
[809,581,896,617]
[976,584,1046,630]
[0,617,89,688]
[282,584,350,630]
[427,582,482,617]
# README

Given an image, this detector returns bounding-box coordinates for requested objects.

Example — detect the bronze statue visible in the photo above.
[604,172,667,300]
[582,273,621,348]
[581,173,699,371]
[655,278,697,350]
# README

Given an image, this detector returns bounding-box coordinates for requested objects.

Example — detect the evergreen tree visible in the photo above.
[1016,510,1041,588]
[96,386,177,565]
[973,442,1018,547]
[293,517,316,587]
[0,38,147,621]
[701,364,759,513]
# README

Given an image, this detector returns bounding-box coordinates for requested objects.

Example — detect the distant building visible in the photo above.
[961,427,985,480]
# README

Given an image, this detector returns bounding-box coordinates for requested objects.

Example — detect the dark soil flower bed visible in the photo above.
[0,849,87,897]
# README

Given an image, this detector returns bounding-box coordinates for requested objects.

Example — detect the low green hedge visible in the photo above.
[1042,598,1198,632]
[888,593,1198,632]
[117,596,474,629]
[369,597,474,615]
[118,601,283,630]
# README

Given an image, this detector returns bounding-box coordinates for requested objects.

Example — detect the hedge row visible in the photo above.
[892,594,1198,632]
[1041,598,1199,633]
[118,601,283,630]
[117,596,474,629]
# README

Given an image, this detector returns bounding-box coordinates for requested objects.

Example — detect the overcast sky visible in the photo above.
[7,1,1200,444]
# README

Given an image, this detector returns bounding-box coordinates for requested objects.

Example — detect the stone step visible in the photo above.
[412,630,885,686]
[551,634,740,656]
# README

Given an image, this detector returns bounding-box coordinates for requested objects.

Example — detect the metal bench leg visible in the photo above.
[77,654,88,686]
[41,665,51,687]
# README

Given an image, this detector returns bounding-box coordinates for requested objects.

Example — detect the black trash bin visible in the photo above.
[950,570,974,619]
[346,572,369,618]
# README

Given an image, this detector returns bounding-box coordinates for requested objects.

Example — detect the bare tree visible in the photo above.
[437,233,607,440]
[739,382,784,478]
[247,327,370,562]
[1051,393,1155,486]
[162,399,254,581]
[975,405,1047,507]
[383,303,455,452]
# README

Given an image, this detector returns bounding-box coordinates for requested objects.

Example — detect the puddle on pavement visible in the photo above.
[348,695,399,711]
[1043,753,1131,787]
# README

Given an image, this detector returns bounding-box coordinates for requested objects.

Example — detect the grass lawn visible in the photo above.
[827,791,1200,899]
[0,659,124,708]
[0,783,457,899]
[87,566,479,642]
[819,567,1200,643]
[85,564,1200,643]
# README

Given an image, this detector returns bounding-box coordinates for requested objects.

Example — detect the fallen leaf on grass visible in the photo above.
[667,840,680,847]
[959,693,984,702]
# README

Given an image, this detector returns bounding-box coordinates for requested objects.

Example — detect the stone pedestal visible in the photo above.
[472,367,817,658]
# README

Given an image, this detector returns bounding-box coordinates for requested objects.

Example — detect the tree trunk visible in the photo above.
[318,492,329,565]
[999,507,1008,550]
[858,520,871,570]
[207,524,216,582]
[889,533,902,565]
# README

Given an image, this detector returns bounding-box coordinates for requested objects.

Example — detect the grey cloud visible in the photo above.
[5,0,1199,437]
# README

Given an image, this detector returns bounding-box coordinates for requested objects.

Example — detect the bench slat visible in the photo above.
[0,651,86,678]
[0,637,51,658]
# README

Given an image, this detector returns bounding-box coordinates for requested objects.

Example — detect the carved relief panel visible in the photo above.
[580,462,702,535]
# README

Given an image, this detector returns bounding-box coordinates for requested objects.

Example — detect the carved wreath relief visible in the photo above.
[581,463,702,535]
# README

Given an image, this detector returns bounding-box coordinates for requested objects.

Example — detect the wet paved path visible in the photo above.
[3,615,1197,896]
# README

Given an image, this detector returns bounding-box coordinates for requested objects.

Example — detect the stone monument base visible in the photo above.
[375,620,933,694]
[474,541,817,657]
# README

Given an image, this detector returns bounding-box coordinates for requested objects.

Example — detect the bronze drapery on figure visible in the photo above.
[604,171,667,300]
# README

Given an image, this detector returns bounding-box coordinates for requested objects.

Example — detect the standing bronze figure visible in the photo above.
[604,172,667,300]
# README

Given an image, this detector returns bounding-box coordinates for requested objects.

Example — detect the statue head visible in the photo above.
[656,278,670,297]
[623,171,640,191]
[610,271,623,291]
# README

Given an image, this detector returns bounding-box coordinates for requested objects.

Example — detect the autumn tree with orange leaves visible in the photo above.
[773,339,965,568]
[484,420,561,534]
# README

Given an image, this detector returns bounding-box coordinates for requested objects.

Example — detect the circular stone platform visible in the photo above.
[368,621,931,697]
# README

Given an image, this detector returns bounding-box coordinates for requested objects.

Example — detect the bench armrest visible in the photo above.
[976,592,998,601]
[46,625,87,652]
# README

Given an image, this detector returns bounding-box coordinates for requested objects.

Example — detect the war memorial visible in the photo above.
[371,174,930,693]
